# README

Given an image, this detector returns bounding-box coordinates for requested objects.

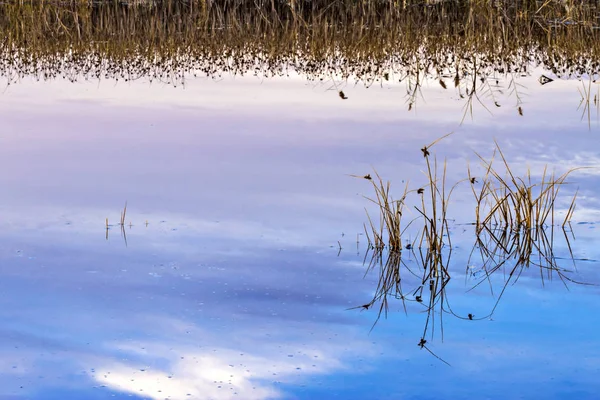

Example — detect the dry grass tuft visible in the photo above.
[472,141,580,231]
[353,135,586,353]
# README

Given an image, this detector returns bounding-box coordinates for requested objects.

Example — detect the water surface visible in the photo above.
[1,43,600,400]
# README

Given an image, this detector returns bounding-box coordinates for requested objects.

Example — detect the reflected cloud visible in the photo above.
[84,311,372,399]
[96,356,279,399]
[94,342,344,400]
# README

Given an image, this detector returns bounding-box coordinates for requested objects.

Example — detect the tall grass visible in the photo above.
[471,141,580,231]
[355,136,584,351]
[356,135,458,349]
[0,0,599,91]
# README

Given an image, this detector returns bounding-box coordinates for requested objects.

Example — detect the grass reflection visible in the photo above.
[466,224,587,315]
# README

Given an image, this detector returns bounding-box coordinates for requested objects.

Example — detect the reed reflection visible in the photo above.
[1,1,599,118]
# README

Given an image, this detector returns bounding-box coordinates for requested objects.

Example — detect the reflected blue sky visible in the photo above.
[0,73,599,399]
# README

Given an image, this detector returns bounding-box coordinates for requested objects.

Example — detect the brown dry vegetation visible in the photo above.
[0,0,599,87]
[355,138,586,354]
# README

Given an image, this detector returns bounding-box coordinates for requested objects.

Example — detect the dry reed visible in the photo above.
[354,135,585,352]
[0,0,599,98]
